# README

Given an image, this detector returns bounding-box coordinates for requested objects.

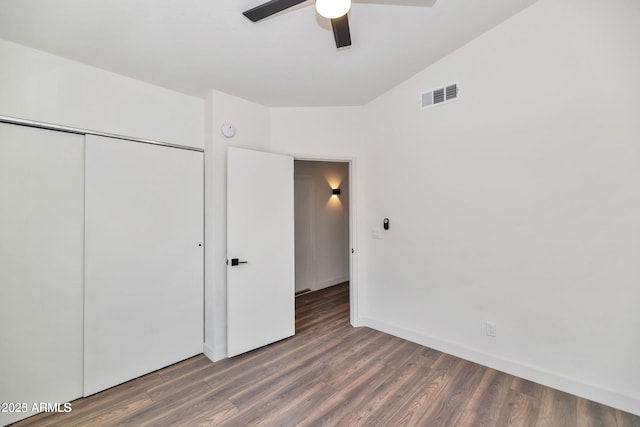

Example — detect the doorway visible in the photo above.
[294,160,351,321]
[226,149,357,358]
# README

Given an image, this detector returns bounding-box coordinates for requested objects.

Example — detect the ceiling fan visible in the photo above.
[242,0,435,49]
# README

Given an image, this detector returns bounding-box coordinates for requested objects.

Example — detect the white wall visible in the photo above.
[361,0,640,415]
[270,107,366,159]
[0,39,203,149]
[204,89,271,361]
[294,160,350,292]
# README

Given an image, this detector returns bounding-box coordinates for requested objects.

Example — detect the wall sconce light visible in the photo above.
[332,188,341,195]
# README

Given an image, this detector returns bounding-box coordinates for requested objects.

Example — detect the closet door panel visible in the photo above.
[0,123,84,425]
[84,135,203,396]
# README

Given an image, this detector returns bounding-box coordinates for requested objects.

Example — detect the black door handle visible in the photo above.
[231,258,248,266]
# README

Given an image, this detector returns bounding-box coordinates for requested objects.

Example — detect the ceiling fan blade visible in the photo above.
[243,0,308,22]
[331,15,351,48]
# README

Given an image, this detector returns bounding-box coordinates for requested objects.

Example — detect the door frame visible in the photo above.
[293,155,359,327]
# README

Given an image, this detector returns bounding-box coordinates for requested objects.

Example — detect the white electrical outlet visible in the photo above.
[486,321,497,337]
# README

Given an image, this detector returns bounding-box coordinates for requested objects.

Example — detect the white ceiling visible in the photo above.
[0,0,537,106]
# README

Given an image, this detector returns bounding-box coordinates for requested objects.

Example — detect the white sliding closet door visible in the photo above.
[84,135,203,396]
[0,123,84,425]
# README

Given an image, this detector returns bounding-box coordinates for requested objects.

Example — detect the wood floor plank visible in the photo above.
[219,364,332,426]
[66,396,153,427]
[458,368,513,426]
[416,361,486,426]
[511,376,546,405]
[296,362,395,426]
[377,338,424,369]
[336,354,435,426]
[11,282,640,427]
[252,381,337,427]
[322,334,396,390]
[361,367,453,426]
[535,387,578,427]
[494,389,540,427]
[201,324,357,398]
[112,381,214,427]
[616,410,640,427]
[576,398,617,427]
[225,356,332,411]
[171,399,238,427]
[146,366,217,403]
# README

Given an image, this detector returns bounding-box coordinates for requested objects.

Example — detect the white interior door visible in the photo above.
[227,147,295,357]
[0,123,84,425]
[84,135,203,395]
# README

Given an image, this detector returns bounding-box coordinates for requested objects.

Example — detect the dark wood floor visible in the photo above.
[13,282,640,426]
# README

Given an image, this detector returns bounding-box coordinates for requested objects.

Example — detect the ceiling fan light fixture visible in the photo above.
[315,0,351,19]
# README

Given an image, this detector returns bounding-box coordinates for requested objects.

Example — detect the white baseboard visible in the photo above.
[203,342,227,363]
[359,317,640,416]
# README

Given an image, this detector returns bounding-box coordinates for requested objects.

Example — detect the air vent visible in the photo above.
[421,82,460,109]
[433,88,445,104]
[446,84,458,100]
[421,92,433,108]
